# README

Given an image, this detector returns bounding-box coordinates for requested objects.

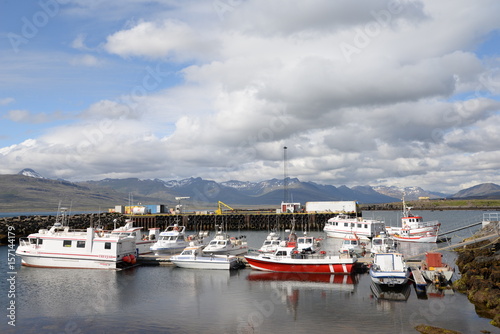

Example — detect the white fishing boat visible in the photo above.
[296,233,322,253]
[149,224,194,255]
[420,252,454,285]
[16,208,138,270]
[258,231,282,253]
[385,199,440,243]
[370,232,397,255]
[111,219,160,255]
[202,225,248,256]
[370,252,411,286]
[339,233,367,256]
[323,214,386,239]
[171,245,243,270]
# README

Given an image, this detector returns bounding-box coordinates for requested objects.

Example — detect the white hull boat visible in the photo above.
[171,246,243,270]
[16,209,137,270]
[370,252,411,286]
[258,231,282,253]
[202,226,248,256]
[370,232,397,255]
[339,234,367,256]
[149,224,210,255]
[385,199,440,243]
[324,215,386,239]
[111,219,160,255]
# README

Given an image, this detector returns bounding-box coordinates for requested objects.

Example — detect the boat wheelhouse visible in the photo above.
[111,219,160,255]
[324,214,386,239]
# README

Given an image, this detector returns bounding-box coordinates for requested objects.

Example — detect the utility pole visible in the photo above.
[283,146,288,203]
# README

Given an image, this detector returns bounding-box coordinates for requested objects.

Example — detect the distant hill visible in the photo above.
[0,169,498,212]
[451,183,500,199]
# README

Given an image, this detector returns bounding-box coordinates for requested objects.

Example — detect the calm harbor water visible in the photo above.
[1,210,499,334]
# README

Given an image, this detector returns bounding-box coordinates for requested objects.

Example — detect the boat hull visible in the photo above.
[171,256,240,270]
[392,234,438,243]
[244,255,355,274]
[369,268,411,286]
[422,269,454,282]
[17,253,125,270]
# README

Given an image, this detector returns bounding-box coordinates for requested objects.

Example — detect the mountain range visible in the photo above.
[0,168,497,211]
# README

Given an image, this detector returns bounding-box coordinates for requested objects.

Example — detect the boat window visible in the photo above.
[298,239,304,244]
[209,241,217,245]
[63,240,71,247]
[351,223,355,228]
[364,224,368,229]
[218,241,226,245]
[276,251,287,256]
[351,241,357,245]
[77,241,85,248]
[373,239,382,245]
[30,238,37,244]
[344,223,348,227]
[104,242,111,250]
[357,224,362,228]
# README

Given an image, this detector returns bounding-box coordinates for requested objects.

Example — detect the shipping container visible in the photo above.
[305,201,358,214]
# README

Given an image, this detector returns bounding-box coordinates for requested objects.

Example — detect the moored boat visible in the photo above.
[370,252,411,286]
[244,246,357,274]
[258,231,282,253]
[202,225,248,256]
[323,214,386,239]
[296,232,321,253]
[385,199,440,243]
[420,252,454,285]
[170,245,243,270]
[339,233,367,256]
[370,232,397,255]
[150,224,187,255]
[111,219,160,254]
[16,208,137,270]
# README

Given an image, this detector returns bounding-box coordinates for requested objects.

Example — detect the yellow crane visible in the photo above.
[215,201,235,215]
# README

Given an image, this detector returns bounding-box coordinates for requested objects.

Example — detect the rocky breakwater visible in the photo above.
[0,212,127,245]
[453,222,500,328]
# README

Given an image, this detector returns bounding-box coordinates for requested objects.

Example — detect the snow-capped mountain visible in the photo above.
[17,168,45,179]
[371,185,447,200]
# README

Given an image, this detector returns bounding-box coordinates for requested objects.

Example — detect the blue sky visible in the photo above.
[0,0,499,194]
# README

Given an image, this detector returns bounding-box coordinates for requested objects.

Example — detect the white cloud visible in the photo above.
[69,54,103,67]
[1,0,499,194]
[0,97,14,105]
[103,19,219,61]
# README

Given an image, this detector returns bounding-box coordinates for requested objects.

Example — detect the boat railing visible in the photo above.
[483,212,500,222]
[419,220,440,228]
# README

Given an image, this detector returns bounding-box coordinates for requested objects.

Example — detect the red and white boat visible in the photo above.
[385,199,440,243]
[244,244,357,274]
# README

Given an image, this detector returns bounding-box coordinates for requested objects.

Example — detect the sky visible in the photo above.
[0,0,499,194]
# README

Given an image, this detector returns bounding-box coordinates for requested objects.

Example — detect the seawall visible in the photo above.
[0,212,340,244]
